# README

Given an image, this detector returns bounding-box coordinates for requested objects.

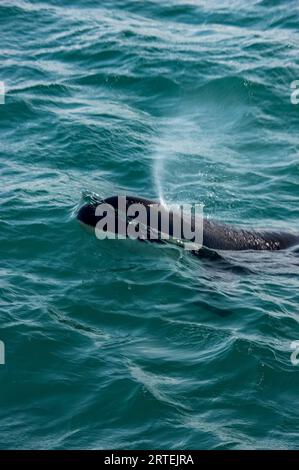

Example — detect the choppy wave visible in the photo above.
[1,0,299,450]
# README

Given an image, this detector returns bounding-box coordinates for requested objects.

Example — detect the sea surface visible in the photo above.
[1,0,299,450]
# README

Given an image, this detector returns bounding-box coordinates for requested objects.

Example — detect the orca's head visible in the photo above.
[77,203,98,228]
[77,195,156,228]
[77,196,122,227]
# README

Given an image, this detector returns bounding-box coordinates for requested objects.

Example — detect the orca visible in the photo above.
[77,195,299,252]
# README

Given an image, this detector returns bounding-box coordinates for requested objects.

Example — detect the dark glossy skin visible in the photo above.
[77,195,299,251]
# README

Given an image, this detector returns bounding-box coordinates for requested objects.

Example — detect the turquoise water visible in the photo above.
[1,0,299,450]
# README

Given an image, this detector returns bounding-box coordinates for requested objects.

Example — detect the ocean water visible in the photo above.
[1,0,299,450]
